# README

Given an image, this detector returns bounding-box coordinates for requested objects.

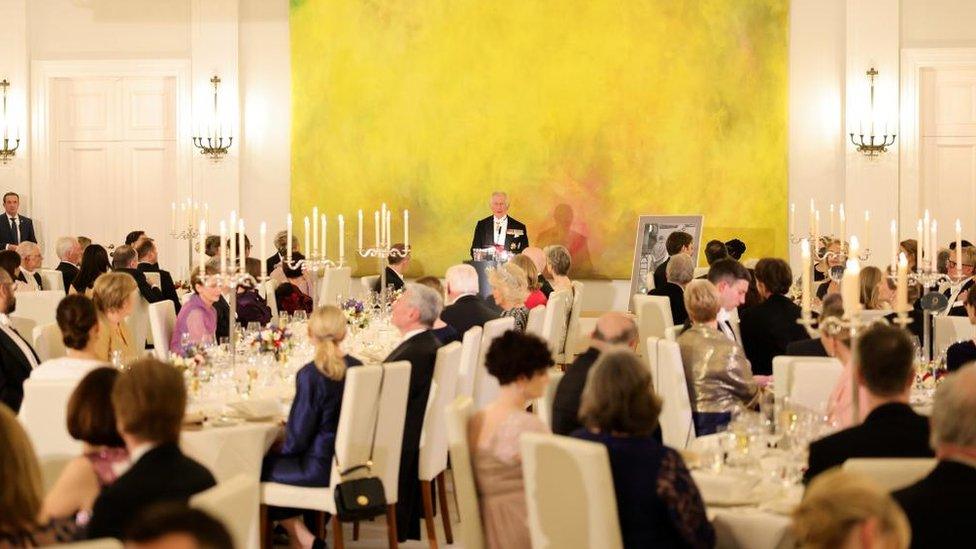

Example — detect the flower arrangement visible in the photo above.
[171,344,208,372]
[252,324,293,362]
[341,298,370,329]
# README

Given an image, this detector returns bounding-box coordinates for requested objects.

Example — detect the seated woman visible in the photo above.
[170,267,221,353]
[820,298,869,428]
[274,253,313,316]
[859,266,895,310]
[792,469,909,549]
[31,295,106,381]
[677,279,760,435]
[542,244,573,294]
[469,331,551,549]
[900,238,919,273]
[91,272,139,364]
[415,276,459,343]
[573,349,714,548]
[0,405,78,545]
[510,254,547,309]
[41,368,129,526]
[261,305,362,548]
[69,244,110,297]
[235,279,273,328]
[487,262,530,332]
[814,239,844,303]
[0,249,28,293]
[947,290,976,372]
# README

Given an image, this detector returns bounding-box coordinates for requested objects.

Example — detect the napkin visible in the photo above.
[227,398,280,420]
[691,471,760,506]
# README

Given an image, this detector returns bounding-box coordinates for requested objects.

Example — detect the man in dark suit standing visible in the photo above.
[87,358,216,540]
[648,253,692,326]
[804,324,933,483]
[440,264,499,336]
[469,191,529,257]
[0,192,37,251]
[384,283,444,543]
[135,238,181,314]
[54,236,82,293]
[111,245,165,305]
[652,231,693,290]
[0,269,39,412]
[372,244,409,293]
[739,258,808,375]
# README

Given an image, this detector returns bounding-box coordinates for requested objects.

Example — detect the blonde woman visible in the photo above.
[0,404,79,545]
[91,272,139,363]
[859,266,894,310]
[792,469,909,549]
[488,262,530,332]
[261,305,362,549]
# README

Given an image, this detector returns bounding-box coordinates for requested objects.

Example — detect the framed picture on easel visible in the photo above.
[630,214,704,297]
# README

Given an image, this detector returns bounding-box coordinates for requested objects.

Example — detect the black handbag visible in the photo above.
[332,365,388,521]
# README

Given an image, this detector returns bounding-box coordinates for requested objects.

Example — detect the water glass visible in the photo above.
[247,321,261,334]
[293,310,307,323]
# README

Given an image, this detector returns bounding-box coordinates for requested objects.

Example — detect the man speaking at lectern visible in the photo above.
[470,191,529,257]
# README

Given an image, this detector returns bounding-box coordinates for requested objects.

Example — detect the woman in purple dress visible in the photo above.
[170,267,221,353]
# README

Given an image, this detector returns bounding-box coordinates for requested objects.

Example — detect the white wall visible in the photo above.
[902,0,976,48]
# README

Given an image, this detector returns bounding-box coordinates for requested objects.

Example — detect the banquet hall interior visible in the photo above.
[2,0,976,548]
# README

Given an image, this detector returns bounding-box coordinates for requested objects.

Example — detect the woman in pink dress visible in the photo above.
[820,298,869,427]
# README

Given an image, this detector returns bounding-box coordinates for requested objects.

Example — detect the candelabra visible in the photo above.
[0,79,19,165]
[789,231,872,262]
[849,68,897,157]
[281,256,345,309]
[201,270,259,368]
[192,76,232,161]
[358,243,409,308]
[170,224,201,281]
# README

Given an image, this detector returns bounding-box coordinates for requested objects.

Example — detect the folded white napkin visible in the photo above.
[691,471,760,506]
[227,398,280,420]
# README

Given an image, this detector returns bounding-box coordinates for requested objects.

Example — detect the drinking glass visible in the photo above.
[293,310,307,323]
[247,321,261,334]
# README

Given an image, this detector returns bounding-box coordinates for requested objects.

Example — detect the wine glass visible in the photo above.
[293,310,307,323]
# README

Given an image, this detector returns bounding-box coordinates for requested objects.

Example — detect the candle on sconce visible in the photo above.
[304,216,311,261]
[381,203,388,244]
[801,238,811,316]
[386,210,392,246]
[286,214,293,263]
[404,209,409,248]
[956,219,963,278]
[260,222,267,281]
[923,210,931,272]
[198,220,206,275]
[897,252,908,314]
[219,221,227,275]
[180,202,187,231]
[338,215,345,261]
[374,211,380,247]
[809,199,815,234]
[789,203,795,236]
[849,235,860,261]
[312,206,319,259]
[841,258,861,319]
[812,210,820,251]
[321,214,327,260]
[229,210,237,273]
[357,210,364,251]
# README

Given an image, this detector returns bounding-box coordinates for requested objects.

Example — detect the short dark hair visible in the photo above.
[725,238,747,260]
[204,235,221,257]
[111,245,137,270]
[665,231,693,255]
[2,192,18,202]
[0,249,21,278]
[754,258,793,295]
[949,240,975,250]
[67,368,124,447]
[135,238,156,260]
[125,231,146,246]
[704,240,728,265]
[388,243,409,266]
[125,503,233,549]
[485,330,553,385]
[57,295,99,350]
[707,257,751,286]
[855,324,914,397]
[579,349,661,436]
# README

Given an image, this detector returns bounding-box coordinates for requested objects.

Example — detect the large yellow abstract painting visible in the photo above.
[291,0,789,278]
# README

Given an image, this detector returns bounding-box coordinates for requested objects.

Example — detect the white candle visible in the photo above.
[204,203,209,229]
[381,203,387,244]
[238,219,245,274]
[229,210,237,272]
[839,204,846,245]
[789,203,795,236]
[312,206,319,259]
[930,220,938,274]
[374,211,380,247]
[404,209,409,248]
[193,202,199,228]
[171,202,177,232]
[321,214,327,259]
[897,252,908,313]
[180,202,187,231]
[809,199,815,234]
[917,219,924,272]
[841,258,861,318]
[198,220,206,275]
[829,204,835,236]
[956,219,963,278]
[801,238,811,316]
[813,210,820,252]
[358,209,364,251]
[338,214,345,261]
[386,210,392,246]
[260,222,267,280]
[849,235,860,261]
[287,214,293,262]
[219,221,227,275]
[304,216,311,261]
[923,210,931,272]
[890,220,898,273]
[863,210,870,252]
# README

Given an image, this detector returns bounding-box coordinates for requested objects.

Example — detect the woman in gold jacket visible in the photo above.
[91,272,140,364]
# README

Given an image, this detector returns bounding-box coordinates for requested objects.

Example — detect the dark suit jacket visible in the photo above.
[0,215,36,249]
[944,278,974,317]
[470,215,529,257]
[440,294,500,338]
[652,257,670,290]
[0,326,39,412]
[16,271,42,289]
[539,274,555,298]
[384,330,442,541]
[266,253,284,277]
[87,443,216,540]
[785,337,828,357]
[372,266,405,293]
[893,460,976,549]
[739,294,808,375]
[55,261,79,293]
[804,403,934,483]
[551,347,600,435]
[213,296,230,340]
[648,282,688,326]
[114,267,165,305]
[137,262,181,313]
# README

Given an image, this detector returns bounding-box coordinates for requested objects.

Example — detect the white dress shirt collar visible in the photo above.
[716,308,736,341]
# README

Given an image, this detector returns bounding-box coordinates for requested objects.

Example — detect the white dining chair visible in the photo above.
[19,378,82,457]
[33,322,66,362]
[842,458,937,492]
[533,368,564,429]
[562,280,585,358]
[455,325,482,400]
[360,275,380,296]
[418,341,462,548]
[124,294,151,352]
[38,269,65,292]
[473,316,515,409]
[525,304,546,337]
[40,454,74,493]
[148,301,176,360]
[520,433,623,549]
[9,316,36,345]
[319,266,352,306]
[934,315,973,356]
[445,396,485,549]
[655,338,696,449]
[191,474,260,549]
[10,290,63,328]
[632,294,673,356]
[772,355,843,413]
[540,289,571,361]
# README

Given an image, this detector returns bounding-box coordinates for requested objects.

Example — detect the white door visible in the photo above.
[48,75,178,270]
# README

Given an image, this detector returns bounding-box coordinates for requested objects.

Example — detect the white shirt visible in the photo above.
[5,215,20,244]
[21,269,40,291]
[0,313,39,369]
[30,357,105,381]
[717,308,736,342]
[492,216,508,246]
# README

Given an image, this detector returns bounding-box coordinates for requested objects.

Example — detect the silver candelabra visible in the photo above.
[201,270,259,368]
[171,225,201,281]
[358,243,410,307]
[789,231,872,262]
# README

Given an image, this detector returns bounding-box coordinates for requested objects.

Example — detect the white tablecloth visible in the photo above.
[181,421,281,482]
[710,507,794,549]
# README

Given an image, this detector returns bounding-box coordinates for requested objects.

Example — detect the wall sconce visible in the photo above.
[0,79,20,165]
[192,75,233,161]
[849,67,896,157]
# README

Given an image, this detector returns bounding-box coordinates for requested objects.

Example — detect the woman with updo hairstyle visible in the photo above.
[273,252,314,316]
[41,368,128,526]
[261,305,363,548]
[91,272,139,363]
[574,349,714,548]
[792,469,909,549]
[487,262,530,332]
[32,295,106,381]
[69,244,110,296]
[468,330,552,549]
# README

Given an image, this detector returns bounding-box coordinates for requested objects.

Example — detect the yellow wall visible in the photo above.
[291,0,789,278]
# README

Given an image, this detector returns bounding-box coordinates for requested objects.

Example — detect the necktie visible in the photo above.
[8,218,17,245]
[723,320,736,342]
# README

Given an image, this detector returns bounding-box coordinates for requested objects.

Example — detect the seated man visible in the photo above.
[440,264,499,336]
[111,245,165,306]
[894,365,976,548]
[135,237,181,313]
[785,294,842,357]
[87,358,216,539]
[804,324,933,483]
[54,236,82,293]
[648,252,692,325]
[653,231,693,290]
[0,269,40,412]
[16,241,43,290]
[373,243,409,293]
[739,258,808,375]
[551,312,637,435]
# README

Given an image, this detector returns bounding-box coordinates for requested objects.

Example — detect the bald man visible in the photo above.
[551,312,638,435]
[521,247,554,297]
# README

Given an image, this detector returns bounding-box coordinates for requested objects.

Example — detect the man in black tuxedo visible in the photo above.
[15,241,44,290]
[552,313,637,435]
[111,245,165,306]
[135,238,181,314]
[894,364,976,548]
[943,246,974,317]
[739,258,808,375]
[0,270,39,412]
[0,192,37,251]
[469,191,529,257]
[87,358,216,540]
[372,244,409,293]
[786,294,843,358]
[648,253,692,326]
[440,264,499,337]
[804,324,933,483]
[384,283,444,543]
[652,231,693,290]
[54,236,82,293]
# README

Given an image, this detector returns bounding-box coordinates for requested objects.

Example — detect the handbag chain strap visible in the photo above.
[335,363,386,478]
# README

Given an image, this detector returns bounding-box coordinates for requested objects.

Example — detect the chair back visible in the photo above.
[33,322,66,362]
[533,368,564,429]
[11,290,62,327]
[525,304,546,337]
[264,279,278,319]
[319,266,352,306]
[190,474,259,549]
[842,458,937,492]
[632,294,673,355]
[124,295,151,351]
[148,301,176,360]
[39,269,64,292]
[446,396,485,549]
[19,379,82,457]
[455,326,482,399]
[473,316,515,408]
[772,356,843,412]
[540,290,571,359]
[520,433,623,549]
[419,342,462,481]
[360,275,380,296]
[935,315,974,356]
[655,338,696,448]
[562,281,585,357]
